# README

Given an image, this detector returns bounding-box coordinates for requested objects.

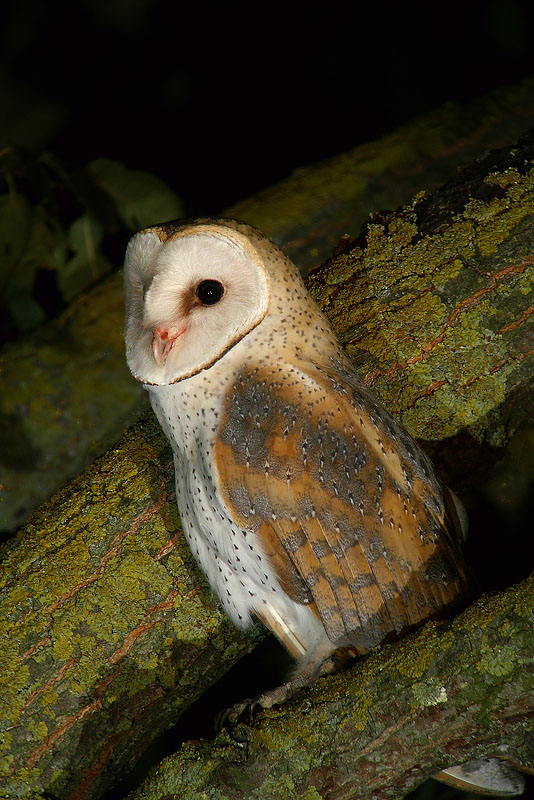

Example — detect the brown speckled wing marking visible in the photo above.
[214,362,470,651]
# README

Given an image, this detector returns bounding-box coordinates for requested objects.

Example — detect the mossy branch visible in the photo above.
[130,575,534,800]
[1,134,533,800]
[308,132,534,448]
[0,417,264,800]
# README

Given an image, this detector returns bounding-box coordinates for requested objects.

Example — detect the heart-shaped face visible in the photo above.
[124,222,270,385]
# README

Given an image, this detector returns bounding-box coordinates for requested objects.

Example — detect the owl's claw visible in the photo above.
[215,682,293,732]
[214,698,257,731]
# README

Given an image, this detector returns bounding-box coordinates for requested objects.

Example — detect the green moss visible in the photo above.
[485,167,523,190]
[3,665,31,724]
[307,154,534,445]
[475,170,534,255]
[350,694,372,731]
[512,575,534,617]
[47,769,70,797]
[411,678,448,708]
[249,773,298,799]
[387,622,449,679]
[28,719,49,740]
[477,636,519,677]
[0,768,45,798]
[454,576,534,637]
[298,788,324,800]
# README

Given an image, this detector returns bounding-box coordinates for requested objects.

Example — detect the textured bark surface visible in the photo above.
[0,277,146,534]
[1,135,533,799]
[308,134,534,449]
[2,76,534,535]
[130,575,534,800]
[0,417,262,800]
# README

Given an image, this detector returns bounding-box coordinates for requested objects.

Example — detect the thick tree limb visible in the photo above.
[1,135,533,799]
[130,575,534,800]
[228,76,534,273]
[0,417,263,800]
[307,133,534,448]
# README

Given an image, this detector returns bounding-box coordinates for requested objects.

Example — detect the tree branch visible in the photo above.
[0,417,264,800]
[1,134,533,799]
[130,575,534,800]
[307,132,534,448]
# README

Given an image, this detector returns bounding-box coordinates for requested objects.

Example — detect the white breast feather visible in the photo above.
[148,373,323,649]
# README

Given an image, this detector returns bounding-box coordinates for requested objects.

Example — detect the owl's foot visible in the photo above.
[215,681,294,731]
[214,701,249,731]
[216,646,359,731]
[216,644,360,730]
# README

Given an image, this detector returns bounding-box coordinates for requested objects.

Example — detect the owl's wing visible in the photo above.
[214,361,471,653]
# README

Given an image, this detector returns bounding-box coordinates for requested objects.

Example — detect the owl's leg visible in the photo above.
[255,643,359,709]
[216,641,357,729]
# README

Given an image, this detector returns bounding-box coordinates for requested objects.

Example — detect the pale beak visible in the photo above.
[151,323,186,367]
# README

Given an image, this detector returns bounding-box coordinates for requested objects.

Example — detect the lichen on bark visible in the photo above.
[1,130,533,800]
[129,575,534,800]
[307,136,534,447]
[0,416,261,800]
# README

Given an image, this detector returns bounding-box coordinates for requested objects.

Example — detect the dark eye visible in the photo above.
[195,279,224,306]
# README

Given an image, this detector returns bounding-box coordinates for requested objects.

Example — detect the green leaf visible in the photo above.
[57,215,111,302]
[86,158,184,231]
[0,187,33,285]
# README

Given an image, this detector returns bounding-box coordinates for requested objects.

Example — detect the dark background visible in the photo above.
[2,1,533,798]
[2,0,534,214]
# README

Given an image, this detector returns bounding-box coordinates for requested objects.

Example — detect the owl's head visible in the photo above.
[124,219,275,385]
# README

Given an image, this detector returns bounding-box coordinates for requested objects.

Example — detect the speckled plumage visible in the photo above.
[124,218,470,692]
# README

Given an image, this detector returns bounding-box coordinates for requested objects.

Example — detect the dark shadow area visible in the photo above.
[104,633,291,799]
[424,425,534,592]
[2,0,534,214]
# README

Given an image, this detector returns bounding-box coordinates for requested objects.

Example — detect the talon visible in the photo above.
[214,683,294,732]
[214,699,255,732]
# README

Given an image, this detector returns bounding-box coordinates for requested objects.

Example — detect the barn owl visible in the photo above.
[124,218,524,796]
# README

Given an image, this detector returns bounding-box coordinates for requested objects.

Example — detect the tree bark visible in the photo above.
[0,417,264,800]
[307,134,534,450]
[228,76,534,273]
[1,135,533,800]
[130,575,534,800]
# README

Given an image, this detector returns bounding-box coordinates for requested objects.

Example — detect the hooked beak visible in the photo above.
[151,323,186,367]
